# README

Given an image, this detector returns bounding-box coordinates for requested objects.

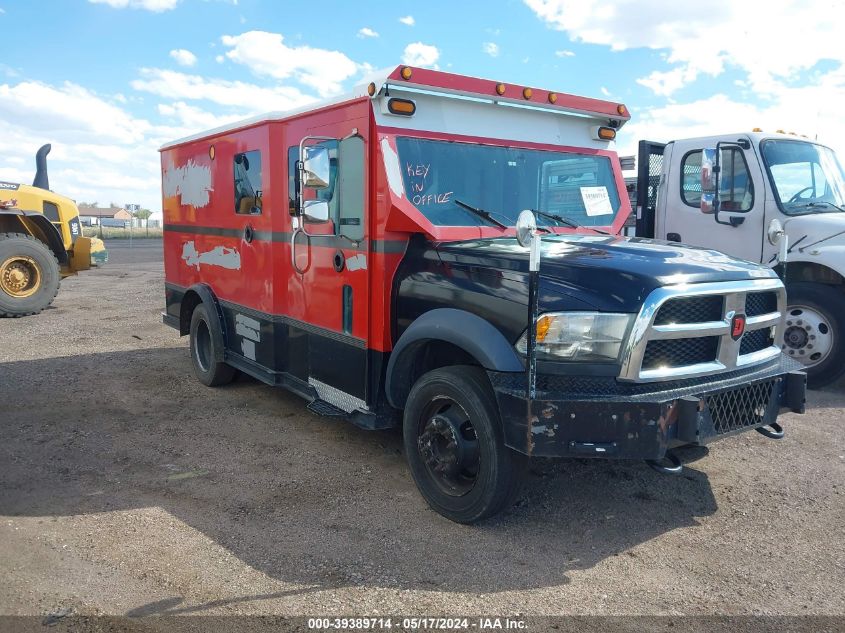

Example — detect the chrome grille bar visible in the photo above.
[619,278,786,383]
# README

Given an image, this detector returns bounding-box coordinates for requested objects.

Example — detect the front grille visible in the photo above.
[654,296,723,325]
[740,328,773,356]
[705,380,775,434]
[642,336,719,370]
[746,291,778,317]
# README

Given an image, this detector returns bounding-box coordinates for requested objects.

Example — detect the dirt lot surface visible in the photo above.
[1,240,843,624]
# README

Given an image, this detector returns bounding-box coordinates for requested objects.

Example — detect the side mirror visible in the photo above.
[700,147,718,215]
[302,146,331,189]
[303,199,329,223]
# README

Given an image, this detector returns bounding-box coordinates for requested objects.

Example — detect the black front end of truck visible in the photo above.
[394,234,807,465]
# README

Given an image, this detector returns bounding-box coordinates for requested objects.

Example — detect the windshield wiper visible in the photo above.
[532,209,611,235]
[454,198,509,230]
[787,201,845,214]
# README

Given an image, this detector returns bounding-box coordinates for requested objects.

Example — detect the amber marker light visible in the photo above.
[387,98,416,116]
[400,66,413,80]
[536,316,553,342]
[597,127,617,140]
[208,145,215,160]
[367,82,377,97]
[495,83,506,95]
[523,87,533,100]
[617,104,627,116]
[548,92,558,104]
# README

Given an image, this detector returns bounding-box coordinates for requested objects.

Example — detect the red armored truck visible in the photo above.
[161,66,804,523]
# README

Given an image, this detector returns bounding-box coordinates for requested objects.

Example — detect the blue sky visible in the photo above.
[1,0,844,215]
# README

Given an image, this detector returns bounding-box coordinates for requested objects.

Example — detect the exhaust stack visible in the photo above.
[32,144,51,190]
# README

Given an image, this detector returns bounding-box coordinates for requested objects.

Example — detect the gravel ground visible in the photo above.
[0,240,843,624]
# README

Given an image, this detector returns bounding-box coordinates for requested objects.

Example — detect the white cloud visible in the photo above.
[88,0,178,11]
[600,86,611,97]
[169,48,198,67]
[636,66,697,97]
[399,15,415,26]
[402,42,439,68]
[525,0,845,96]
[482,42,499,58]
[131,68,317,111]
[555,49,575,57]
[157,101,244,130]
[220,31,359,97]
[0,80,162,210]
[358,27,379,38]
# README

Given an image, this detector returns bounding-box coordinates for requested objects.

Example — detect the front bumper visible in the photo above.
[489,356,806,460]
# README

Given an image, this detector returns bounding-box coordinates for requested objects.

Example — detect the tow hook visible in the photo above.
[645,450,683,475]
[756,422,785,440]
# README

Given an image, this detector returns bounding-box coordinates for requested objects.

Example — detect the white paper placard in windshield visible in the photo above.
[580,186,613,217]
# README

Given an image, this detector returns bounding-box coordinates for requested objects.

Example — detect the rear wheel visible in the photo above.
[0,232,61,317]
[189,303,235,387]
[403,366,525,523]
[783,282,845,389]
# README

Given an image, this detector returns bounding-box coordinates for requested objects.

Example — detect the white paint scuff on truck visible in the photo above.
[163,159,213,208]
[181,241,241,270]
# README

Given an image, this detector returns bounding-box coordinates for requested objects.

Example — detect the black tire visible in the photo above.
[403,366,526,523]
[189,303,236,387]
[783,282,845,389]
[0,232,61,317]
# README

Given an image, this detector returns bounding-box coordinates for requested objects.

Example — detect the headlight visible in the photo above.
[515,312,634,362]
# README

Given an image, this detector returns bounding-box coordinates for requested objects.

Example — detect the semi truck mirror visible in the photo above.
[303,199,330,223]
[302,146,331,189]
[700,148,717,194]
[700,193,716,214]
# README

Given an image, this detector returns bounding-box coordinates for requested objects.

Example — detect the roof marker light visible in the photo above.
[617,104,627,116]
[495,83,506,96]
[592,126,616,141]
[209,145,215,160]
[400,66,413,80]
[548,92,558,104]
[752,127,763,132]
[522,87,533,100]
[367,82,377,97]
[387,98,416,116]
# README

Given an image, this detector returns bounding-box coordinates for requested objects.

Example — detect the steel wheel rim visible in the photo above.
[417,396,480,497]
[782,304,834,368]
[194,319,212,372]
[0,256,41,298]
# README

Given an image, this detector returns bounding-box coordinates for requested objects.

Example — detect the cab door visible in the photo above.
[286,119,370,412]
[659,136,766,263]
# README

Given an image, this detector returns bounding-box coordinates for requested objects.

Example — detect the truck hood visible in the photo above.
[435,234,778,312]
[785,213,845,249]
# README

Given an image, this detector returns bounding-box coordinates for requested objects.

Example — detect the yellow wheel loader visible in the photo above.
[0,144,107,317]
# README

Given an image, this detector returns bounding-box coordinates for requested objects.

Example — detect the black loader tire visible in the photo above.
[0,232,61,317]
[189,303,236,387]
[403,365,526,524]
[784,282,845,389]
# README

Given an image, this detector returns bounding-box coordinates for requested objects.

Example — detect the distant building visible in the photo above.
[77,205,132,226]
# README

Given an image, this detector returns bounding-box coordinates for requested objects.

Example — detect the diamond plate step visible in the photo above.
[307,399,347,417]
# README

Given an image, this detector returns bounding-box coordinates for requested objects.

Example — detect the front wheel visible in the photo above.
[0,232,61,317]
[782,282,845,389]
[403,366,525,523]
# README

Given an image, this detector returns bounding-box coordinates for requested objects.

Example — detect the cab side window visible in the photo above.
[681,148,754,211]
[234,150,262,215]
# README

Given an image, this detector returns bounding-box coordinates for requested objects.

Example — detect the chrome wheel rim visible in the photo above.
[782,304,834,367]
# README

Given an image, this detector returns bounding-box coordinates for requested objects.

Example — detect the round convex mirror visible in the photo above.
[516,209,537,248]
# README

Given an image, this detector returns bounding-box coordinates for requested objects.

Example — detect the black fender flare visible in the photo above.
[386,308,524,408]
[0,210,69,265]
[181,283,228,363]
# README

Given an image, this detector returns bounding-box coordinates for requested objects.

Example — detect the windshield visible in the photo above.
[395,137,621,227]
[761,140,845,214]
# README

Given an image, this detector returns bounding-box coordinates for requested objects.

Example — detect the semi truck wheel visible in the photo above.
[783,282,845,389]
[0,232,61,317]
[403,366,526,523]
[189,303,236,387]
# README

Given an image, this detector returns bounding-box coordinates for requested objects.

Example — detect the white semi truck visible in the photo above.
[635,132,845,388]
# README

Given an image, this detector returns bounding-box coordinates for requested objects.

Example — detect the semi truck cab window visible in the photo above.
[233,150,262,215]
[681,148,754,211]
[395,137,620,227]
